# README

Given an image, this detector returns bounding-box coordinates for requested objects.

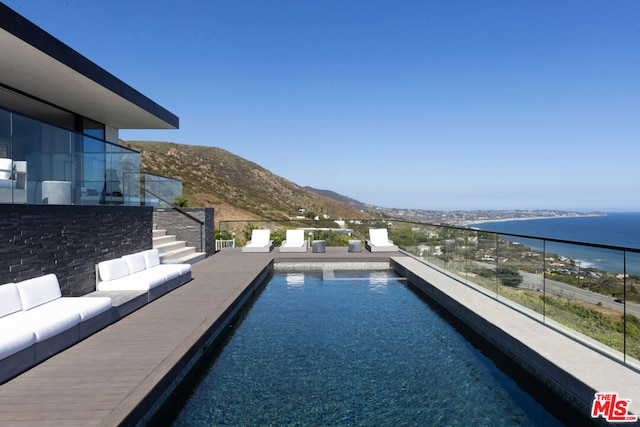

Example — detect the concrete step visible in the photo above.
[181,252,207,264]
[152,229,167,238]
[153,234,177,246]
[155,240,188,255]
[161,250,207,265]
[152,228,206,264]
[163,245,195,258]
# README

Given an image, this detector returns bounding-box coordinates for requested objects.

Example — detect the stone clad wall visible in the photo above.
[0,205,153,296]
[152,207,214,256]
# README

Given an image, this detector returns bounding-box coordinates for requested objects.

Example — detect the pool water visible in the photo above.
[168,270,568,426]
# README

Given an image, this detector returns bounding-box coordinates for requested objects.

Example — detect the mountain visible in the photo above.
[304,187,372,212]
[122,141,375,224]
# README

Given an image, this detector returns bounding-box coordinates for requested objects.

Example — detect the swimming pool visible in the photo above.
[165,269,576,426]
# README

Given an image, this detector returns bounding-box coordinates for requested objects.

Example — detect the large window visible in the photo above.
[82,117,105,140]
[0,106,143,206]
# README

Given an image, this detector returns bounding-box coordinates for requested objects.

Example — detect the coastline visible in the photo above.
[460,213,607,228]
[457,212,640,274]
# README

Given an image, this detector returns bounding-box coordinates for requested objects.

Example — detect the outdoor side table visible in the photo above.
[348,240,362,253]
[312,240,326,253]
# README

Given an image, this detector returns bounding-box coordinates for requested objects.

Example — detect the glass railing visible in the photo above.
[0,106,183,207]
[142,173,182,208]
[121,172,182,208]
[220,218,640,370]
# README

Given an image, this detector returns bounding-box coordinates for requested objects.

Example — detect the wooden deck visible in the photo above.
[0,247,398,426]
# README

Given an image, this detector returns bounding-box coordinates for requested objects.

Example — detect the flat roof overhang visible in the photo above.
[0,4,179,130]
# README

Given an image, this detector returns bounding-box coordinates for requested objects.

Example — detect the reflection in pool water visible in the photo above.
[168,270,569,426]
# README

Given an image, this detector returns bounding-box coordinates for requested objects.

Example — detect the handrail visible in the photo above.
[128,173,204,225]
[220,217,640,253]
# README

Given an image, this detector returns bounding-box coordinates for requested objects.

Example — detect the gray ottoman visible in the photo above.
[348,240,362,253]
[312,240,326,253]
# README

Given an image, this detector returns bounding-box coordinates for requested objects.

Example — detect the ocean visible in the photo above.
[471,212,640,274]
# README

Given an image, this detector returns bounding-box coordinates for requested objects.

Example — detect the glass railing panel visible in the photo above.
[493,236,545,319]
[542,241,626,357]
[105,142,140,205]
[387,222,419,255]
[441,227,471,282]
[122,172,142,205]
[12,115,75,204]
[469,231,500,297]
[0,109,10,158]
[143,173,182,208]
[412,223,448,273]
[460,228,480,285]
[77,136,106,204]
[623,251,640,364]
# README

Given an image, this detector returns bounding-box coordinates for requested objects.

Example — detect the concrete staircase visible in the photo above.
[153,227,206,265]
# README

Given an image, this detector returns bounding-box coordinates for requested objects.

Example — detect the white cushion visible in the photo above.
[247,229,271,247]
[97,276,151,291]
[284,230,304,247]
[97,271,166,291]
[0,283,23,318]
[98,258,130,281]
[126,269,168,288]
[16,274,62,310]
[141,249,161,269]
[0,308,80,342]
[369,228,391,246]
[122,253,147,274]
[150,264,190,281]
[46,297,112,321]
[0,158,12,180]
[0,328,35,360]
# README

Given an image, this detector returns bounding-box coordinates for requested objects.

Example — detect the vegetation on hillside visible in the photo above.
[122,140,374,224]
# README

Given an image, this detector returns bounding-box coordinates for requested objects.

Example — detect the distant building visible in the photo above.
[0,4,178,205]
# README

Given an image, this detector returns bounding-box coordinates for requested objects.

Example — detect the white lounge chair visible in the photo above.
[279,229,308,252]
[365,228,399,252]
[242,229,274,253]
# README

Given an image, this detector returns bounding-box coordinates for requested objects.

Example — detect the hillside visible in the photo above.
[304,187,372,212]
[122,141,375,224]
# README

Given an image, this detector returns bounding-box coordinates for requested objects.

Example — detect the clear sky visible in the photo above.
[4,1,640,211]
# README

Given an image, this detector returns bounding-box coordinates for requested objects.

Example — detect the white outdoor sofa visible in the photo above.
[0,274,112,384]
[279,229,308,252]
[96,249,192,302]
[242,229,274,253]
[365,228,399,252]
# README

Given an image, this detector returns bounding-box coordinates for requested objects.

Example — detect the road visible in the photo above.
[472,261,640,318]
[518,271,640,317]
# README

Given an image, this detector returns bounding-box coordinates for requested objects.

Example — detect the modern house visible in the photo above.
[0,3,179,206]
[0,4,212,297]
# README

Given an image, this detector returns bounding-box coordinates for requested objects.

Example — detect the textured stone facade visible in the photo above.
[0,205,153,296]
[152,207,214,256]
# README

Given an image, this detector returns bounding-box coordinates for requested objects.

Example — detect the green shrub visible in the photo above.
[496,265,523,287]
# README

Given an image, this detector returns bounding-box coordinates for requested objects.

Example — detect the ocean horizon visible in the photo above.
[470,212,640,274]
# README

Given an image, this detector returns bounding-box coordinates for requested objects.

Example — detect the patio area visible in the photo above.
[0,248,400,426]
[0,247,638,425]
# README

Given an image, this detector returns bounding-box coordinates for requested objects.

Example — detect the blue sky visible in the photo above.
[5,1,640,211]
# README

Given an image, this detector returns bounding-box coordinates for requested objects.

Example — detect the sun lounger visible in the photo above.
[279,229,308,252]
[365,228,399,252]
[242,229,274,253]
